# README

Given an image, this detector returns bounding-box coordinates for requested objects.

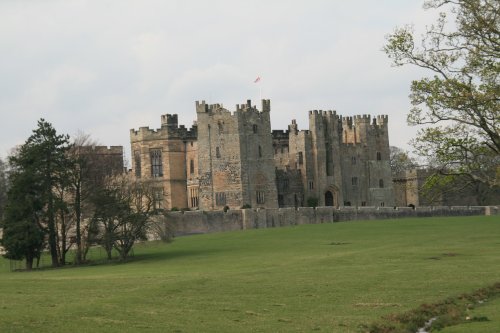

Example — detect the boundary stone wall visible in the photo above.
[159,205,499,238]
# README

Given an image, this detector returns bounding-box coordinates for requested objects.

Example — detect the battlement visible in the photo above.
[342,116,354,128]
[375,115,388,127]
[308,109,338,118]
[341,114,388,130]
[131,115,197,142]
[195,100,225,114]
[78,145,123,155]
[272,130,290,140]
[161,114,178,128]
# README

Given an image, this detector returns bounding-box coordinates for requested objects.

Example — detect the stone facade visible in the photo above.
[130,99,395,210]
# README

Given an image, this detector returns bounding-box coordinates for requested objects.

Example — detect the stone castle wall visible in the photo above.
[154,205,499,237]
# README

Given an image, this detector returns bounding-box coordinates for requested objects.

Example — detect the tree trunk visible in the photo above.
[48,194,59,267]
[26,256,33,271]
[75,181,82,264]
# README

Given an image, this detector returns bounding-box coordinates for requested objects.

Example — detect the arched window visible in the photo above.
[253,124,258,133]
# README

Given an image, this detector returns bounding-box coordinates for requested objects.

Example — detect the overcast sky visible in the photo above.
[0,0,442,161]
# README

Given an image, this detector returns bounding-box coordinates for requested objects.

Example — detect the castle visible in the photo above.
[130,99,395,210]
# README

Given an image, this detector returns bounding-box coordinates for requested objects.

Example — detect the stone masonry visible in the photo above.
[130,99,395,210]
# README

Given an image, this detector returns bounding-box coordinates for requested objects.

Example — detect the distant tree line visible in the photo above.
[0,119,169,270]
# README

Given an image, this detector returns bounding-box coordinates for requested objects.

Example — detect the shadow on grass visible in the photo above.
[131,247,224,263]
[7,244,224,272]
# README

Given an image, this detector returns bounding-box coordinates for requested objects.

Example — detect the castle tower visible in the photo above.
[130,114,197,210]
[196,99,278,210]
[307,110,343,207]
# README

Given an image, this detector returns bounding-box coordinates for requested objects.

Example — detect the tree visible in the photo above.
[1,157,45,270]
[90,175,155,261]
[384,0,499,188]
[390,146,418,175]
[5,119,71,267]
[0,157,8,220]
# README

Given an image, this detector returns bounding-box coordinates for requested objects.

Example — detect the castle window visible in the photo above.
[256,191,265,204]
[153,188,163,210]
[379,179,384,188]
[150,149,163,177]
[380,202,385,207]
[190,188,199,208]
[361,201,366,206]
[282,178,289,191]
[298,152,303,165]
[215,192,226,206]
[216,147,221,158]
[134,150,141,178]
[351,177,358,186]
[308,180,314,190]
[253,124,258,134]
[344,201,351,206]
[351,156,356,165]
[377,152,382,161]
[278,194,284,207]
[190,159,194,174]
[258,145,262,158]
[218,121,223,134]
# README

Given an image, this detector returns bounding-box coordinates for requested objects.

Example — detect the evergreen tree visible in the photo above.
[3,119,71,268]
[1,162,45,270]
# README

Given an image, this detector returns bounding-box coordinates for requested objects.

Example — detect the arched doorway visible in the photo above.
[325,191,334,206]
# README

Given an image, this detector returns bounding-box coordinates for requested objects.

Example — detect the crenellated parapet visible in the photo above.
[130,114,197,142]
[375,115,388,128]
[195,100,226,114]
[78,145,123,155]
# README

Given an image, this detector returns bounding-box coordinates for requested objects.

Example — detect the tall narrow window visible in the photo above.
[150,149,163,177]
[190,159,194,174]
[298,152,303,165]
[256,191,265,204]
[190,188,199,208]
[351,177,358,186]
[308,180,314,190]
[377,152,382,161]
[215,192,226,206]
[379,179,384,188]
[134,150,141,178]
[258,145,262,158]
[351,156,356,165]
[216,147,221,158]
[253,124,258,133]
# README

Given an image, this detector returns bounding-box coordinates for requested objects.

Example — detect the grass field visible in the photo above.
[0,215,499,332]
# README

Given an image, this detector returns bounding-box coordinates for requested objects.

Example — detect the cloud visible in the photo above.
[0,0,446,158]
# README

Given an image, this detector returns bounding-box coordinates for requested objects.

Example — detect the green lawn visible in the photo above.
[0,216,499,332]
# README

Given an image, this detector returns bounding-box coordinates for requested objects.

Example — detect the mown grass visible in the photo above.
[0,215,499,332]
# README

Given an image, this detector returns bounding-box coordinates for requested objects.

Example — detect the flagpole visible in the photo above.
[254,76,262,102]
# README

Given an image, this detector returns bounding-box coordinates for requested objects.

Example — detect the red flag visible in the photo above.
[254,76,261,83]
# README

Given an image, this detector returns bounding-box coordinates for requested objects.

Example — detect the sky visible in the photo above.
[0,0,443,162]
